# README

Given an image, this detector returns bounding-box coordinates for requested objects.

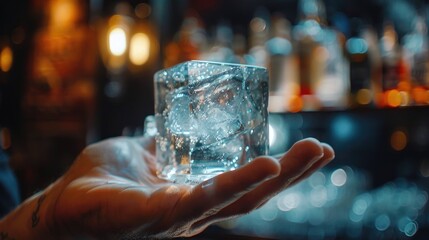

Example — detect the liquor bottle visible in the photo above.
[362,27,384,108]
[232,31,247,64]
[164,16,207,67]
[200,22,237,63]
[247,7,270,68]
[379,22,411,107]
[346,20,372,108]
[402,16,429,105]
[293,0,349,111]
[265,14,299,112]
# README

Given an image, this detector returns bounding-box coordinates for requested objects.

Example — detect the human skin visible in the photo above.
[0,136,334,239]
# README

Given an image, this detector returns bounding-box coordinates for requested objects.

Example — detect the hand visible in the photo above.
[5,136,334,239]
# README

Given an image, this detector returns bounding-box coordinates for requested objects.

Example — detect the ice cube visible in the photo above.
[166,88,194,135]
[154,60,269,184]
[190,136,245,174]
[187,70,245,145]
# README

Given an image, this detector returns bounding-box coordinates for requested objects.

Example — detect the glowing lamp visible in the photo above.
[108,27,127,56]
[129,32,150,65]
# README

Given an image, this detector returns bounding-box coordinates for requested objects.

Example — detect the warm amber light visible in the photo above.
[288,95,303,113]
[412,87,429,104]
[50,0,78,29]
[0,46,13,72]
[129,33,150,65]
[399,91,410,106]
[397,81,411,91]
[390,130,407,151]
[356,88,372,105]
[108,27,127,56]
[386,90,401,107]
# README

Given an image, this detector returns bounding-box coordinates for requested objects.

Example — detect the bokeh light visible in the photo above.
[135,3,151,19]
[412,87,429,104]
[129,32,150,65]
[49,0,78,29]
[386,89,402,107]
[331,168,347,187]
[356,88,372,105]
[332,116,354,141]
[352,197,369,216]
[109,27,127,56]
[346,37,368,54]
[309,171,326,188]
[250,17,266,33]
[404,221,418,237]
[390,130,407,151]
[310,185,328,207]
[288,95,303,113]
[277,192,301,211]
[375,214,391,231]
[399,91,410,106]
[0,46,13,72]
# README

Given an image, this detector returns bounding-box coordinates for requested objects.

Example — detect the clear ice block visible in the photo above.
[154,60,269,184]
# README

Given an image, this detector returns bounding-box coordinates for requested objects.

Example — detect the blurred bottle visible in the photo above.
[379,22,411,107]
[200,21,238,63]
[402,16,429,105]
[164,15,207,67]
[231,31,248,64]
[247,7,270,68]
[293,0,349,111]
[345,20,373,108]
[362,27,384,108]
[265,14,299,112]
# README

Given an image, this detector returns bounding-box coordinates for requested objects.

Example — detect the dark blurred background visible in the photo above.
[1,0,429,239]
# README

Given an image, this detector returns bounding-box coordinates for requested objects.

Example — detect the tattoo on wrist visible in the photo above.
[0,231,15,240]
[31,194,46,228]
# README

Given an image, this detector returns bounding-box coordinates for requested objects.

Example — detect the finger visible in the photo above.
[251,143,334,210]
[287,143,334,187]
[191,139,333,229]
[234,141,333,208]
[173,156,281,223]
[271,138,325,160]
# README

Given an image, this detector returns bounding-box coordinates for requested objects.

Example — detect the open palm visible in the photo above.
[47,136,334,239]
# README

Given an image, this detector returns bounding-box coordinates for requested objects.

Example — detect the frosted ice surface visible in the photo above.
[155,61,268,183]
